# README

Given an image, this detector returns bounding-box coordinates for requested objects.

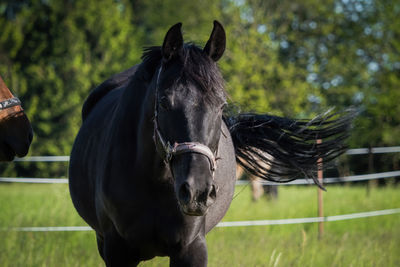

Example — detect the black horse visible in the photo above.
[69,21,353,266]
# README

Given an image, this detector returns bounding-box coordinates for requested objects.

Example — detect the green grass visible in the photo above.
[0,183,399,266]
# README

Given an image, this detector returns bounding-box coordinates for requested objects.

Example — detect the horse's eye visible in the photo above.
[159,96,170,110]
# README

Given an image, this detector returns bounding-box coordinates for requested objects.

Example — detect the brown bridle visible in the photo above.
[0,97,21,110]
[0,76,24,121]
[0,96,23,121]
[152,66,217,175]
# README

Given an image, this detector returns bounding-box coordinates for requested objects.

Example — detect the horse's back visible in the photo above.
[82,65,138,121]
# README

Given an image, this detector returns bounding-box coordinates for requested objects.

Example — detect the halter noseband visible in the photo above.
[152,66,217,174]
[0,97,21,110]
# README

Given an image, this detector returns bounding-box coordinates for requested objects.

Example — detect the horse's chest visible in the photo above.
[139,217,202,257]
[102,183,199,249]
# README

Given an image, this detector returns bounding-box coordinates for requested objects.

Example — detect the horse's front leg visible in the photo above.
[102,229,140,267]
[170,235,208,267]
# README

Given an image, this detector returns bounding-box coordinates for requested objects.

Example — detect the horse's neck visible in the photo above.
[114,61,157,122]
[112,69,167,179]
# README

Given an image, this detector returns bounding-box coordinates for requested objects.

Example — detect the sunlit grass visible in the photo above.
[0,183,399,266]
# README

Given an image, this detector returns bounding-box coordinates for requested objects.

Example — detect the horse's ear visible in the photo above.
[204,20,226,62]
[162,22,183,62]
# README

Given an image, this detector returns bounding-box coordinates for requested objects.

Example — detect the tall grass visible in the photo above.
[0,183,399,266]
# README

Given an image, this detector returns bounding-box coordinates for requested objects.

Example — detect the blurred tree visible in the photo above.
[0,0,399,179]
[0,0,142,177]
[219,2,316,117]
[351,1,400,148]
[241,0,400,149]
[129,0,223,45]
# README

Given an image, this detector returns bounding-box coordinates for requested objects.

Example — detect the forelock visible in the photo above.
[180,44,226,105]
[141,44,227,105]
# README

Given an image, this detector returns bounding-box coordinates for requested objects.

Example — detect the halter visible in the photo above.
[0,97,21,110]
[152,66,217,175]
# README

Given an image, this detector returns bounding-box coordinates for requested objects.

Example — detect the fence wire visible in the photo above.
[2,170,400,185]
[10,146,400,163]
[2,208,399,232]
[2,146,399,231]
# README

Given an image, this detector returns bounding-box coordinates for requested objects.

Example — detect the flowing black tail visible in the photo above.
[224,109,355,189]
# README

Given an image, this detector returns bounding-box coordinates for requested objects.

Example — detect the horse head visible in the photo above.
[153,21,226,216]
[0,76,33,161]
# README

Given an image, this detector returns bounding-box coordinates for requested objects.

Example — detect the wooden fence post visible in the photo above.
[317,139,324,240]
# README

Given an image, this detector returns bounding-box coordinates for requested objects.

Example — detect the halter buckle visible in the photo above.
[165,141,174,163]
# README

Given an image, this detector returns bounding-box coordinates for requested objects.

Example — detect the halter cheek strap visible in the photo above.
[152,66,217,175]
[153,121,217,171]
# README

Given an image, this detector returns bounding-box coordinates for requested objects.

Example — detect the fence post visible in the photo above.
[317,139,324,240]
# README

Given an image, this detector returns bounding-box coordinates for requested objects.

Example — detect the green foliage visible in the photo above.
[240,0,400,147]
[130,0,223,45]
[220,11,315,116]
[0,0,142,177]
[1,0,400,177]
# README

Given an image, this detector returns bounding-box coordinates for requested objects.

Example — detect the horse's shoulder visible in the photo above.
[82,65,139,121]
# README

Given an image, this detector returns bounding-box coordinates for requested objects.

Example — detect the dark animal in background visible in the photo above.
[0,76,33,161]
[69,21,353,266]
[236,163,278,201]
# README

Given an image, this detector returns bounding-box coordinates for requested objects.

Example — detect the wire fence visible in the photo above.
[3,145,400,185]
[2,170,400,185]
[346,146,400,155]
[9,146,400,163]
[2,208,400,232]
[1,145,399,232]
[13,156,70,162]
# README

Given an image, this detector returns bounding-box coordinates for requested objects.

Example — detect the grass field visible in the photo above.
[0,183,399,266]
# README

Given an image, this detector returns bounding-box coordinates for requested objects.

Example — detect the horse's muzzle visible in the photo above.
[178,182,217,216]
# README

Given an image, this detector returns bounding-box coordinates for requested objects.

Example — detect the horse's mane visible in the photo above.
[82,44,227,121]
[142,44,227,105]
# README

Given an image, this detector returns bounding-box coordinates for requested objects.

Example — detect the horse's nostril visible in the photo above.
[208,184,217,200]
[204,184,217,207]
[178,182,192,205]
